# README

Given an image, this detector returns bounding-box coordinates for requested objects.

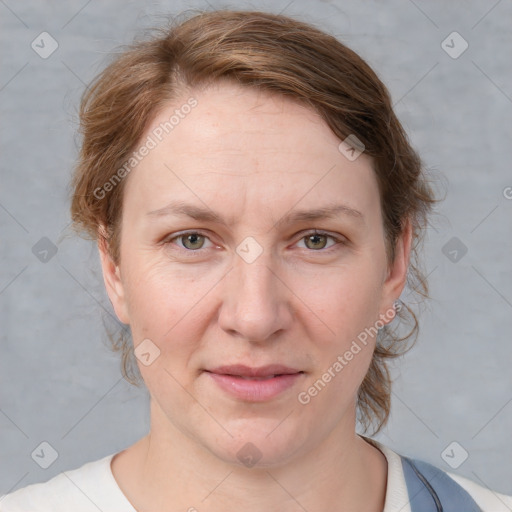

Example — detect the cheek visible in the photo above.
[120,252,224,355]
[288,257,384,341]
[289,259,384,406]
[123,263,208,392]
[294,265,381,408]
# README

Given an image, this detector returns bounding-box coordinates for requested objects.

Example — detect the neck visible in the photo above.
[111,403,388,511]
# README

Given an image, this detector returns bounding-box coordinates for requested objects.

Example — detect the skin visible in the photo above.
[99,81,412,511]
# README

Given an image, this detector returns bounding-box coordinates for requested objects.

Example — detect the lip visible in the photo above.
[205,364,305,402]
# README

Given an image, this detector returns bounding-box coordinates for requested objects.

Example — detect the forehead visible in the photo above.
[123,81,380,222]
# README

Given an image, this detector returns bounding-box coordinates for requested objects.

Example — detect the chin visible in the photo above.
[202,418,311,469]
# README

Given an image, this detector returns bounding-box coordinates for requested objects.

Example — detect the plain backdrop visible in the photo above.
[1,0,511,497]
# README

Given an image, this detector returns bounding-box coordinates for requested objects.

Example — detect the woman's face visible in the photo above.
[100,81,410,466]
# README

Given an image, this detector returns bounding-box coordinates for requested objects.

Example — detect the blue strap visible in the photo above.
[401,456,482,512]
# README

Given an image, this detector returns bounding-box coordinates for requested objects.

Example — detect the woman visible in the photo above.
[2,9,510,512]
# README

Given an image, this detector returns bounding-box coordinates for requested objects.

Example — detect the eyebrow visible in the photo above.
[146,200,364,227]
[274,203,364,228]
[147,200,228,225]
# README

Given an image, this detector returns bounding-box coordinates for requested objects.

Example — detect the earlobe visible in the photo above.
[97,232,130,325]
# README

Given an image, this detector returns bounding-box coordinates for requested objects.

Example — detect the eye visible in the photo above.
[163,229,345,254]
[296,231,343,251]
[166,231,214,251]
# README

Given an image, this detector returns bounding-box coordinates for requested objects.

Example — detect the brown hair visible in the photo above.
[70,9,438,435]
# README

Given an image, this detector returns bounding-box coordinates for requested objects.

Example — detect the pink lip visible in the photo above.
[205,364,304,402]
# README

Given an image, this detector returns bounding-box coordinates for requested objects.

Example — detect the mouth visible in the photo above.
[204,364,305,402]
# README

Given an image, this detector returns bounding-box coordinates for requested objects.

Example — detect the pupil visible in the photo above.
[186,234,203,249]
[308,234,326,249]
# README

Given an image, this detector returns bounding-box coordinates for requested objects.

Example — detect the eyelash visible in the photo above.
[163,230,346,255]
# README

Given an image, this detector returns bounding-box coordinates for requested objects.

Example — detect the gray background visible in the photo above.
[1,0,511,498]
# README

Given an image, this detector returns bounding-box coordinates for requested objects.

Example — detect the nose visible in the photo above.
[218,253,293,343]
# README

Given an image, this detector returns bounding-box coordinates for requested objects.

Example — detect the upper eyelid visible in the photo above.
[167,231,216,248]
[166,229,343,249]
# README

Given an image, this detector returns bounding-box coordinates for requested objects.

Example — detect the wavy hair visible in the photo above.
[71,9,439,435]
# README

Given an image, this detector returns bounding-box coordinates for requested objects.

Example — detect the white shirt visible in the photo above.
[1,439,511,511]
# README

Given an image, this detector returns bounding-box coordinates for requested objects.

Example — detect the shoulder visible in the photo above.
[402,455,512,512]
[446,470,512,512]
[0,453,134,512]
[363,436,512,512]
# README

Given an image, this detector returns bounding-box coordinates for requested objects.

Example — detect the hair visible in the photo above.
[70,9,439,435]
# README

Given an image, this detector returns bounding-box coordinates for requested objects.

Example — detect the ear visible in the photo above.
[97,228,130,325]
[379,218,413,322]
